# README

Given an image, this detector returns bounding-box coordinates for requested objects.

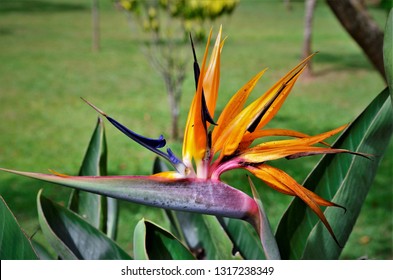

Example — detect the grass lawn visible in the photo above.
[0,0,391,259]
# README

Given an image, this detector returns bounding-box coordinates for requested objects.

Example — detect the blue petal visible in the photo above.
[167,148,182,165]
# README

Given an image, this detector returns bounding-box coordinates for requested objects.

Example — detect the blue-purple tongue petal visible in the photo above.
[106,116,166,149]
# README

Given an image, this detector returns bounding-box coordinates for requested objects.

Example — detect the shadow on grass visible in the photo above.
[0,0,87,13]
[315,52,373,69]
[312,52,378,77]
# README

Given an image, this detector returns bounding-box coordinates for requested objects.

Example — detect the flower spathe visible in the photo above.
[0,27,365,249]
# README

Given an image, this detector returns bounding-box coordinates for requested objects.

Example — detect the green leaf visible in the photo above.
[0,170,258,222]
[275,88,393,259]
[152,156,170,174]
[384,9,393,101]
[69,117,119,239]
[175,212,242,260]
[219,217,265,260]
[133,219,195,260]
[248,177,280,260]
[37,190,132,260]
[0,196,38,260]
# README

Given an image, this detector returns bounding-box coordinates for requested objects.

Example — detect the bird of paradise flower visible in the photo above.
[0,27,365,259]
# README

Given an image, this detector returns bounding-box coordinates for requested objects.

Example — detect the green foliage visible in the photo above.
[276,87,393,259]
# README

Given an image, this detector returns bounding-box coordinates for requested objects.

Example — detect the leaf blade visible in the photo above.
[133,219,195,260]
[219,217,265,260]
[69,117,119,239]
[0,196,38,260]
[275,88,393,259]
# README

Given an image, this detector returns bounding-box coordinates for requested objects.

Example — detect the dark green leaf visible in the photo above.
[133,219,195,260]
[78,117,108,177]
[0,196,38,260]
[175,212,242,260]
[37,190,131,260]
[275,88,393,259]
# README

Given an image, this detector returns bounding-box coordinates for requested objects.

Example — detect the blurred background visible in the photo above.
[0,0,391,259]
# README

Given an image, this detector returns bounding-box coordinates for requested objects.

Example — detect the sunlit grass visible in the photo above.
[0,0,390,259]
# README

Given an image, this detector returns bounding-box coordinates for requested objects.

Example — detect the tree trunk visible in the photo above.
[167,83,180,141]
[326,0,386,82]
[302,0,317,78]
[164,72,184,141]
[284,0,292,11]
[92,0,100,52]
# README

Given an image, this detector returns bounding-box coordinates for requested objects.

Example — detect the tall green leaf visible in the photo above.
[37,190,131,260]
[0,196,38,260]
[275,88,393,259]
[133,219,195,260]
[384,9,393,101]
[69,117,118,239]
